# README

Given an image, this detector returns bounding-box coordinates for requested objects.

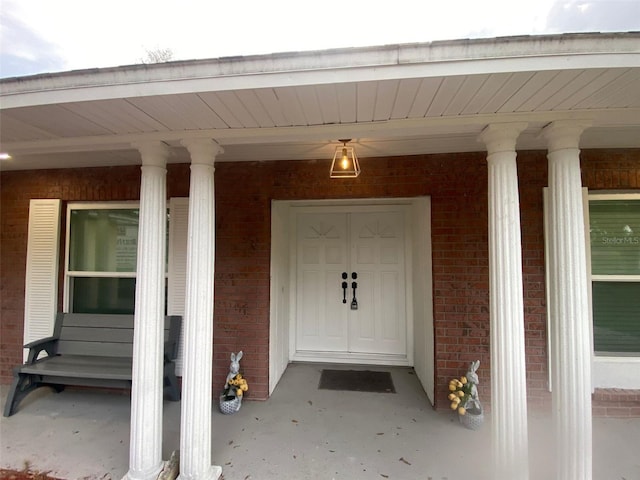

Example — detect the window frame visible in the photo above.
[588,193,640,356]
[587,192,640,389]
[64,201,140,313]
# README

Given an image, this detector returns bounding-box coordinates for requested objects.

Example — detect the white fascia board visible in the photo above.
[2,33,640,109]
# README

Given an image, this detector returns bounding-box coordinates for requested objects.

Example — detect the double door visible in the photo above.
[295,207,407,360]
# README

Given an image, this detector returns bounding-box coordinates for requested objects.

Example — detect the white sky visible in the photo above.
[1,0,639,78]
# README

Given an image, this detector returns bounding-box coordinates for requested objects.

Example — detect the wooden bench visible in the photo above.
[3,313,181,417]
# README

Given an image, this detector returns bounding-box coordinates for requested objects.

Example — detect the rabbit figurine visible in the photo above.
[465,360,481,409]
[226,351,243,388]
[220,351,245,414]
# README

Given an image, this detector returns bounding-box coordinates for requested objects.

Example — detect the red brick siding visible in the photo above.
[592,389,640,417]
[1,149,639,412]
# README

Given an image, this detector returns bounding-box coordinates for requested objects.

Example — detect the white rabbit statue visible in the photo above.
[465,360,481,410]
[226,351,243,389]
[220,351,245,414]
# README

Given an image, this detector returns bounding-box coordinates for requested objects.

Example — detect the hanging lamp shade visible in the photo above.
[330,139,360,178]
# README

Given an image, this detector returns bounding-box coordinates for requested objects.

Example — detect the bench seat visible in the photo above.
[3,313,181,417]
[19,356,134,381]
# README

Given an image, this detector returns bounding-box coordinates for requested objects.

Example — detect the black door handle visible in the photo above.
[351,281,358,310]
[341,272,348,304]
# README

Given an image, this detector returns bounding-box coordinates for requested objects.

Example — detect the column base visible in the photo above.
[177,465,222,480]
[122,463,163,480]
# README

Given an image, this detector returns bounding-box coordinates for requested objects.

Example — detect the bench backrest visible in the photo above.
[54,313,181,359]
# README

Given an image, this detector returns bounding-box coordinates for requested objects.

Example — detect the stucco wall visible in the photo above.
[1,149,638,410]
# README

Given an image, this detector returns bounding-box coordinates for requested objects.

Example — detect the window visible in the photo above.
[65,204,169,314]
[589,196,640,355]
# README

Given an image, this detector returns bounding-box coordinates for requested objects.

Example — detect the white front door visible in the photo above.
[294,206,408,364]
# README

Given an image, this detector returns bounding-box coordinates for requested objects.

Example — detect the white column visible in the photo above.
[542,120,592,480]
[125,141,170,480]
[479,123,529,480]
[179,138,223,480]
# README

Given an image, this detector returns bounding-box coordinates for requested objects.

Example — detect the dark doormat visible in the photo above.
[318,369,396,393]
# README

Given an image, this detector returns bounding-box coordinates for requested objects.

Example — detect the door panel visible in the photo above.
[296,213,348,352]
[296,208,407,359]
[349,212,406,355]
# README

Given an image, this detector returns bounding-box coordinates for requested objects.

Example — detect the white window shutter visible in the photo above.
[23,199,61,361]
[168,197,189,376]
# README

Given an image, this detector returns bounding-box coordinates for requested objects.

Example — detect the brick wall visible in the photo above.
[1,149,638,413]
[592,389,640,417]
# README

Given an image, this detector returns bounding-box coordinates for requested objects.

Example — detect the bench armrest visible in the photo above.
[164,339,178,362]
[23,337,58,364]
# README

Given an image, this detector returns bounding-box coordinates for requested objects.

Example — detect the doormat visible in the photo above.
[318,369,396,393]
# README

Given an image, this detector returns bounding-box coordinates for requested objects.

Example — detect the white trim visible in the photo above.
[543,187,550,390]
[66,271,137,277]
[589,193,640,201]
[592,275,640,282]
[291,351,409,366]
[64,201,140,210]
[584,187,595,393]
[269,201,291,394]
[269,197,433,397]
[3,34,639,109]
[546,189,640,390]
[593,356,640,389]
[410,197,434,404]
[290,202,414,365]
[63,201,141,312]
[167,197,189,376]
[587,191,640,389]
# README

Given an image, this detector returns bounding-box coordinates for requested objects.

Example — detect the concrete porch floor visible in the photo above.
[1,363,639,480]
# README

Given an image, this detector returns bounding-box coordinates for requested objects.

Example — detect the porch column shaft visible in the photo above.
[126,141,169,480]
[179,139,224,480]
[479,123,529,480]
[543,120,592,480]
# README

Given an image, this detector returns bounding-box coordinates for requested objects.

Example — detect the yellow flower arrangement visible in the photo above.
[223,373,249,400]
[448,375,473,415]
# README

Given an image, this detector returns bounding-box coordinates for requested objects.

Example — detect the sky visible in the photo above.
[1,0,639,78]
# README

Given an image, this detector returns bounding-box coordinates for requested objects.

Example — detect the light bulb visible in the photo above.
[341,147,349,170]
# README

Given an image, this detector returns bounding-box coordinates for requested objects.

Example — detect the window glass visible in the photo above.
[71,277,136,314]
[67,205,172,314]
[589,198,640,355]
[592,281,640,354]
[69,209,139,272]
[589,200,640,275]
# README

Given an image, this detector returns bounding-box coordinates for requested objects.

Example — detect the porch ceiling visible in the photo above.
[1,33,640,171]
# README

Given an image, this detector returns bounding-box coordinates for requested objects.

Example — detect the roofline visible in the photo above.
[2,32,640,109]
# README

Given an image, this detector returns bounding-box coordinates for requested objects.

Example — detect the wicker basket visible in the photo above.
[459,405,484,430]
[219,394,242,415]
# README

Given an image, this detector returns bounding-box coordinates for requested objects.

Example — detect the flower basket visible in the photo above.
[219,394,242,415]
[219,355,248,415]
[459,404,484,430]
[448,360,483,430]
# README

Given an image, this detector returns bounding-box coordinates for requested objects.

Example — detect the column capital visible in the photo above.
[478,122,528,155]
[181,138,223,166]
[133,141,171,167]
[541,120,592,152]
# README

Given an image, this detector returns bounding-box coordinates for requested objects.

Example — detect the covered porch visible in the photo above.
[1,32,640,480]
[2,363,638,480]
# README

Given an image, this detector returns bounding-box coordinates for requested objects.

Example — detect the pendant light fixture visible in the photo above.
[330,139,360,178]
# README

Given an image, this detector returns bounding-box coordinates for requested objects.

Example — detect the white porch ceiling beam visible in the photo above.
[4,108,640,157]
